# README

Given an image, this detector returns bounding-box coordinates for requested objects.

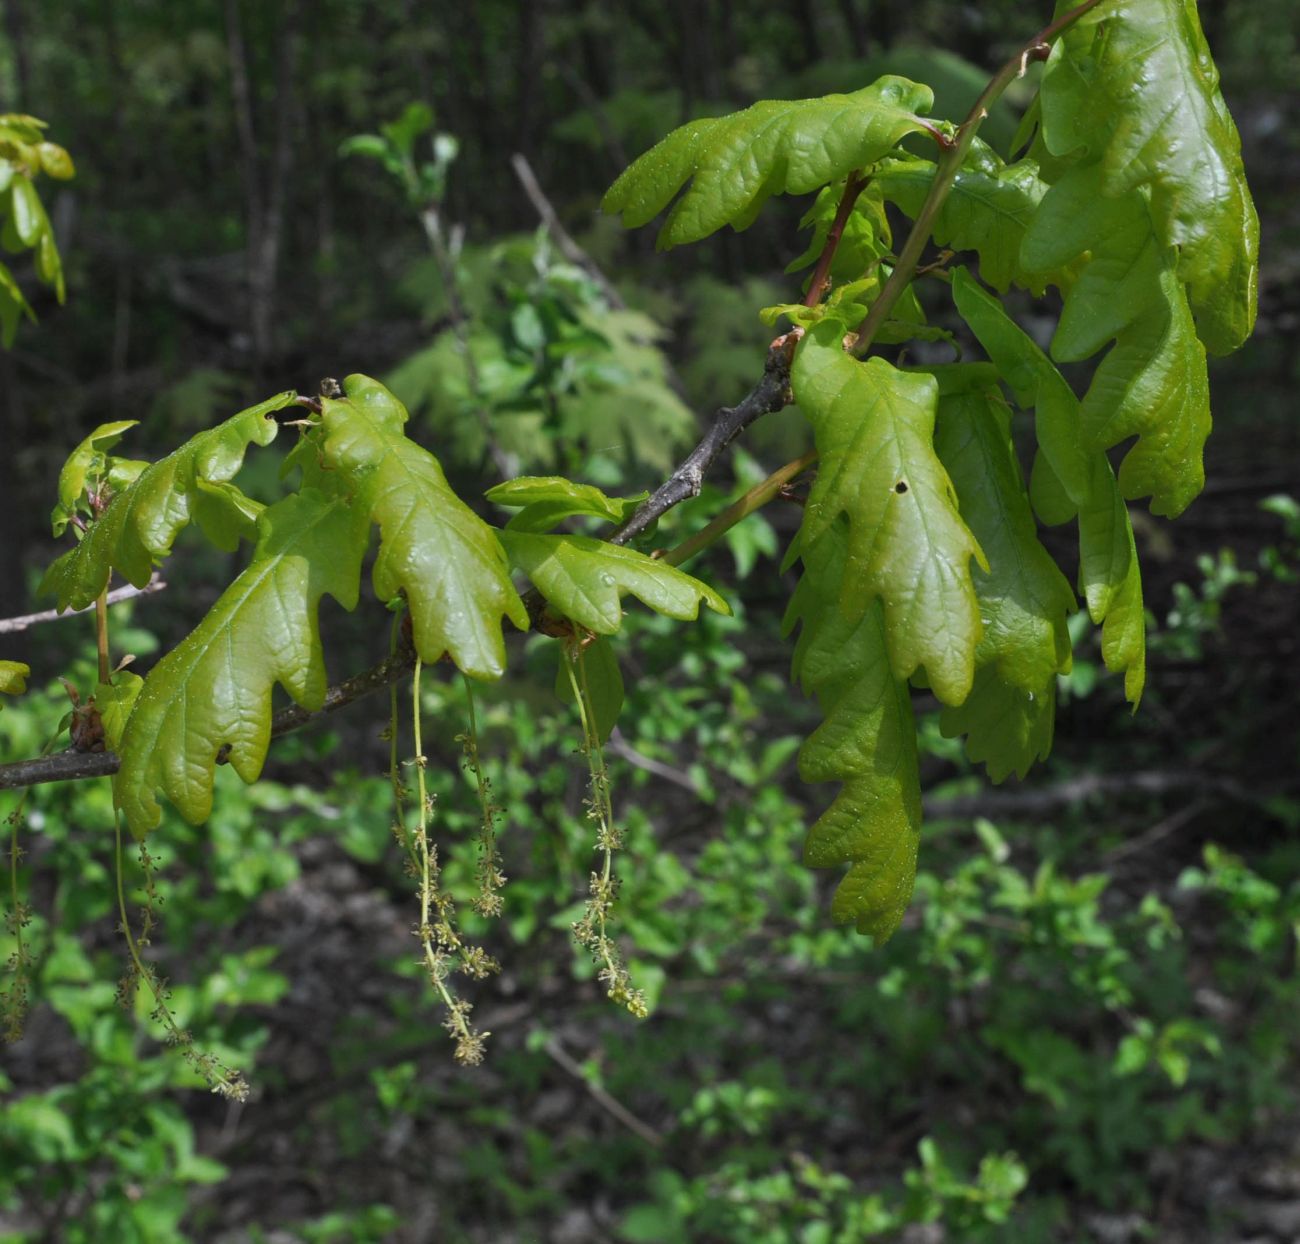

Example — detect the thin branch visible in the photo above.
[803,170,868,308]
[0,579,166,635]
[611,334,799,547]
[605,731,700,794]
[511,153,626,311]
[542,1036,664,1147]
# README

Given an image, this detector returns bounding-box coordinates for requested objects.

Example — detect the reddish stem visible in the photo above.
[802,170,869,308]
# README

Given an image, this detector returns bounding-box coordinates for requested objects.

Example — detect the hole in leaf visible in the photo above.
[894,481,908,494]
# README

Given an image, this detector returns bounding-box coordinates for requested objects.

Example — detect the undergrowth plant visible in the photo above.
[0,0,1258,1083]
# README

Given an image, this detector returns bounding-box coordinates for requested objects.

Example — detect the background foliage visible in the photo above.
[1,0,1299,1240]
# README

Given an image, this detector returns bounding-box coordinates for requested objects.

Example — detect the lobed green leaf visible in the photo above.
[500,531,729,636]
[784,525,921,944]
[793,321,985,706]
[486,475,647,533]
[1077,457,1147,707]
[50,420,142,537]
[320,375,528,679]
[602,77,936,249]
[39,394,293,611]
[114,488,368,835]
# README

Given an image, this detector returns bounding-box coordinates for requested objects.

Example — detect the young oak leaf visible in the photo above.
[320,375,528,680]
[876,144,1059,295]
[1021,167,1211,518]
[931,378,1075,780]
[499,531,729,636]
[786,178,892,287]
[50,419,144,537]
[1040,0,1258,355]
[39,392,294,612]
[784,525,921,944]
[114,488,368,836]
[602,76,938,249]
[485,475,647,534]
[792,321,984,706]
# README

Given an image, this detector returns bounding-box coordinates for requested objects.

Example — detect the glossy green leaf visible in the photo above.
[1081,266,1210,519]
[50,419,140,536]
[114,488,367,835]
[39,393,292,611]
[793,320,984,706]
[932,383,1075,780]
[320,374,528,679]
[602,77,936,249]
[1040,0,1257,354]
[1021,167,1167,364]
[555,637,624,745]
[1021,167,1210,518]
[500,531,729,636]
[951,267,1090,508]
[486,475,647,533]
[784,525,920,943]
[877,145,1056,294]
[0,659,28,709]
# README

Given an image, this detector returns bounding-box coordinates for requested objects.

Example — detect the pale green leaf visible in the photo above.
[0,260,35,345]
[320,375,528,679]
[51,419,139,536]
[6,175,44,245]
[39,393,293,611]
[786,179,892,285]
[793,321,984,705]
[784,525,920,943]
[602,77,936,249]
[486,475,647,533]
[114,488,367,835]
[500,531,729,636]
